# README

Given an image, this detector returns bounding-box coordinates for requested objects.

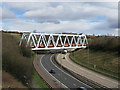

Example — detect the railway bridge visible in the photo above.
[19,33,88,50]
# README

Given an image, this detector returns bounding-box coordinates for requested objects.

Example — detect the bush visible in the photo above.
[88,36,119,53]
[2,33,33,82]
[20,46,32,57]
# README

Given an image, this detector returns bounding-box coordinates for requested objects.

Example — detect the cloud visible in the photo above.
[23,5,63,23]
[85,2,118,9]
[4,2,50,11]
[2,2,118,35]
[22,2,118,26]
[1,7,16,19]
[3,18,117,35]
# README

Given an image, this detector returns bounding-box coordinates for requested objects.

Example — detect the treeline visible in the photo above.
[87,35,119,54]
[2,33,34,84]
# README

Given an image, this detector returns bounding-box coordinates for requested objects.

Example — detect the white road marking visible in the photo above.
[40,55,68,88]
[64,54,118,85]
[50,55,91,88]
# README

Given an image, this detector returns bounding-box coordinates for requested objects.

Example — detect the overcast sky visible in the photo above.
[1,1,119,35]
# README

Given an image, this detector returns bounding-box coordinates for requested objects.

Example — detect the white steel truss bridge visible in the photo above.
[19,33,88,50]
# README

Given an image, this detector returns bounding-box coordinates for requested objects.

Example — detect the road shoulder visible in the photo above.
[33,54,67,88]
[55,53,119,88]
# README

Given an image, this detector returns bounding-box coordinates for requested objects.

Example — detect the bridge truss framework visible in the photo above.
[19,33,88,50]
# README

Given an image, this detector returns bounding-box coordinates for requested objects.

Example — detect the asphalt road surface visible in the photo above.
[41,54,90,89]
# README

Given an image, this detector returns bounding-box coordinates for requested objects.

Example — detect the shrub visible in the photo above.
[20,46,32,57]
[88,36,119,54]
[2,33,33,82]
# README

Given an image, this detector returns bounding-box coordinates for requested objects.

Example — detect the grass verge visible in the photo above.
[70,49,120,79]
[31,54,50,89]
[2,71,27,88]
[32,70,50,89]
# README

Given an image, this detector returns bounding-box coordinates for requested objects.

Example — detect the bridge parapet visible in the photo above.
[19,33,88,50]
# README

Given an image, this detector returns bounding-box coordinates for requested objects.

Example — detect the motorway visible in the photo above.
[56,53,119,88]
[40,54,90,89]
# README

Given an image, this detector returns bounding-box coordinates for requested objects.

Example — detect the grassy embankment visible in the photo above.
[32,71,50,88]
[70,36,120,79]
[2,71,27,88]
[2,32,50,88]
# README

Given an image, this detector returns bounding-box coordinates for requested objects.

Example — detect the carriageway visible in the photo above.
[19,33,88,50]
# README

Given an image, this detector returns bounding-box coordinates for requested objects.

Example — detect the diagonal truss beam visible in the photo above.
[19,33,88,50]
